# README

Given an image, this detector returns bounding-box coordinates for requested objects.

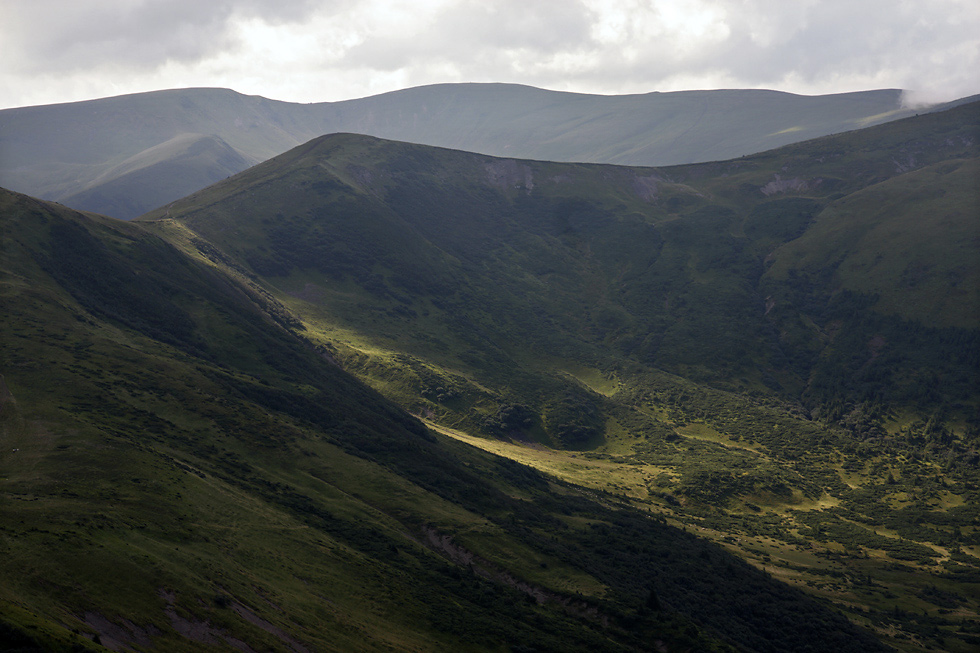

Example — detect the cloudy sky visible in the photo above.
[1,0,978,110]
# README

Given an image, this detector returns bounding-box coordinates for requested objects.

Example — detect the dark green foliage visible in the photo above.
[0,622,46,652]
[543,389,605,449]
[38,217,199,349]
[507,498,888,653]
[743,197,821,244]
[150,103,979,428]
[773,284,980,412]
[483,403,537,436]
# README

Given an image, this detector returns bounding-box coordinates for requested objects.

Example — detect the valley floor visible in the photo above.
[426,417,980,652]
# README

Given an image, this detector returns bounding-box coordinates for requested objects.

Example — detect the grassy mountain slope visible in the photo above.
[0,84,935,219]
[0,189,894,651]
[138,101,980,649]
[765,158,979,329]
[143,100,980,419]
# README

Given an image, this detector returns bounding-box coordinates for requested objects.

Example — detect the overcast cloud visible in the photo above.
[1,0,977,109]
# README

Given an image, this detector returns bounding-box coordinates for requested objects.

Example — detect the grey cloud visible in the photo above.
[2,0,977,109]
[686,1,980,88]
[432,0,593,52]
[512,0,980,99]
[343,0,593,71]
[4,0,331,73]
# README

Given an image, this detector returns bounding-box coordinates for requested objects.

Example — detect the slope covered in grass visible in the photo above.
[765,157,979,329]
[135,101,980,649]
[143,100,980,423]
[59,133,254,220]
[0,188,896,651]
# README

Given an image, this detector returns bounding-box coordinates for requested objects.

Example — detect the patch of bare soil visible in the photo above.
[631,174,662,201]
[485,159,534,193]
[82,612,161,651]
[760,174,814,196]
[231,603,310,653]
[160,589,256,652]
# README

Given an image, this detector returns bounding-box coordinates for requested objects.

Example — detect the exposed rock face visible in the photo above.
[631,173,662,201]
[485,159,534,193]
[760,174,812,196]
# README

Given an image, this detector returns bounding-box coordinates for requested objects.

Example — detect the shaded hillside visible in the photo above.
[143,100,980,428]
[59,133,253,219]
[132,100,980,650]
[0,83,939,219]
[0,189,893,651]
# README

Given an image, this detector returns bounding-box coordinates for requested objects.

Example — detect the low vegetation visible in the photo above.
[1,100,977,650]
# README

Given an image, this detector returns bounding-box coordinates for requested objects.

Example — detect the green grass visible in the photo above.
[437,413,980,651]
[133,104,980,649]
[766,157,980,328]
[146,102,980,440]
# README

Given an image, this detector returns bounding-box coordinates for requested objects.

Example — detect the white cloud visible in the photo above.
[0,0,977,109]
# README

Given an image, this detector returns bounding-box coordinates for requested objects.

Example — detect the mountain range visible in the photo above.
[0,83,957,220]
[1,88,978,651]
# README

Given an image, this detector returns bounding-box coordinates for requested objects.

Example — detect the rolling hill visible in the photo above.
[0,83,944,219]
[0,188,890,651]
[57,133,254,221]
